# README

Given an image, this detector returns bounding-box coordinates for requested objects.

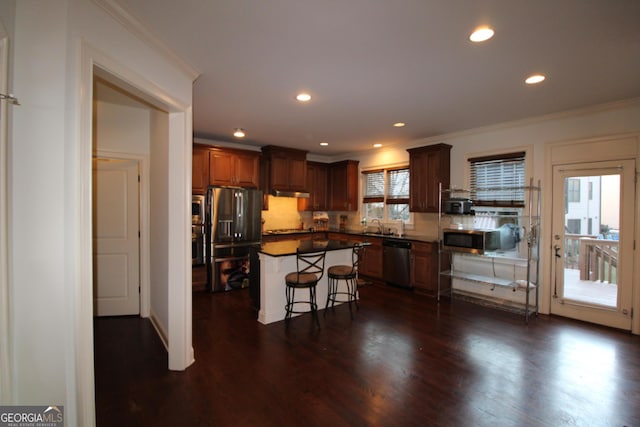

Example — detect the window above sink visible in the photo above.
[362,167,412,227]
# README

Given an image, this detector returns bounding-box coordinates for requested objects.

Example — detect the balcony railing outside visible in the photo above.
[564,234,618,284]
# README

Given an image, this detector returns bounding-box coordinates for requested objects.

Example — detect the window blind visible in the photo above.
[386,168,409,204]
[362,170,384,203]
[469,152,525,206]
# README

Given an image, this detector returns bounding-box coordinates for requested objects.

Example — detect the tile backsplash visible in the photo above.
[261,195,440,238]
[261,196,304,231]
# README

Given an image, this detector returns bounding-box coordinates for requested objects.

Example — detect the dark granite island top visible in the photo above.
[259,239,366,257]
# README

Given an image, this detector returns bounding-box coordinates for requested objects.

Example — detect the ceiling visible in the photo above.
[115,0,640,155]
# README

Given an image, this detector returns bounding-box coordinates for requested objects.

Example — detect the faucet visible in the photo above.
[370,219,383,234]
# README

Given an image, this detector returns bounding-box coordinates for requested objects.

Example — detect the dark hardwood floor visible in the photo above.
[94,285,640,426]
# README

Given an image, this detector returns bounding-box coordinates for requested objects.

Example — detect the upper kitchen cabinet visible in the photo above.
[298,161,329,211]
[261,146,308,195]
[329,160,359,211]
[208,147,260,188]
[192,144,210,195]
[407,143,451,212]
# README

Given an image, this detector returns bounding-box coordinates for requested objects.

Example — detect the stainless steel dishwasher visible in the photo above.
[382,238,412,288]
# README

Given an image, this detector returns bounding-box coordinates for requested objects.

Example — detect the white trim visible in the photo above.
[94,149,151,318]
[90,0,200,81]
[76,37,97,427]
[149,309,169,350]
[0,24,12,403]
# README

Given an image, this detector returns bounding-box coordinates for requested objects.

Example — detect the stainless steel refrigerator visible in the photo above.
[205,186,262,292]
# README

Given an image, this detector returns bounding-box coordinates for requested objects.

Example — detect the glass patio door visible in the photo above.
[550,160,634,330]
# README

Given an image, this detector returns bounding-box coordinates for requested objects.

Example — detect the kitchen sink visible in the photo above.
[362,231,397,237]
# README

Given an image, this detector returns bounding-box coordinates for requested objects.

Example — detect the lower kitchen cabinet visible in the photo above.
[359,237,382,280]
[328,233,383,281]
[411,241,450,297]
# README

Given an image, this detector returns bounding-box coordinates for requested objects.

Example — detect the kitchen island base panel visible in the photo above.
[258,248,355,324]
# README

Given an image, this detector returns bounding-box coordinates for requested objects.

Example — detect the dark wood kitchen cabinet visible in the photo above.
[411,241,450,297]
[261,146,308,194]
[298,161,329,211]
[329,160,359,211]
[209,147,260,188]
[192,144,210,195]
[407,143,451,212]
[359,236,383,280]
[327,233,383,281]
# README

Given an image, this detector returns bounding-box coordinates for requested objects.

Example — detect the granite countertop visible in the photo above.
[260,239,367,257]
[261,229,438,244]
[335,230,439,244]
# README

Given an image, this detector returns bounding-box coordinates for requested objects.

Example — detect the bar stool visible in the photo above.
[284,249,326,326]
[325,245,361,314]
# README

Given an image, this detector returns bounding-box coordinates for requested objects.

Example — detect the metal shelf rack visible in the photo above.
[437,178,541,322]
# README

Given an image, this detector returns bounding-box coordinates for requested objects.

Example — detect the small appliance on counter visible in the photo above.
[443,198,473,215]
[312,211,329,231]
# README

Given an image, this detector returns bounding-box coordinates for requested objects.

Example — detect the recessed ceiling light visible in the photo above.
[525,74,546,85]
[469,26,495,42]
[233,128,245,138]
[319,142,329,146]
[393,122,406,127]
[373,143,383,148]
[296,93,312,102]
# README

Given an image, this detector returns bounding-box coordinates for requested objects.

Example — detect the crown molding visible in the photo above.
[406,97,640,149]
[91,0,200,81]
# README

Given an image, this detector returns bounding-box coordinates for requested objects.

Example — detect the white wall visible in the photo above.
[94,80,151,155]
[150,107,170,341]
[11,0,68,408]
[0,0,16,406]
[8,0,196,424]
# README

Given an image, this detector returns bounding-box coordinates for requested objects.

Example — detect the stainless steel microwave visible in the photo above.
[442,228,500,254]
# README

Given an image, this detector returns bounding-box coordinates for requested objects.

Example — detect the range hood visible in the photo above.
[270,189,310,198]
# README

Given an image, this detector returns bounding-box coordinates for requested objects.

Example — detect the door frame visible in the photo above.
[94,150,150,318]
[550,160,634,329]
[544,132,640,334]
[0,22,11,403]
[77,41,194,424]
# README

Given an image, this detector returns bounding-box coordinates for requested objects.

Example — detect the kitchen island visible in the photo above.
[257,239,364,324]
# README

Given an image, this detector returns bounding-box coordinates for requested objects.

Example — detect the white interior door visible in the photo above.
[550,159,634,330]
[93,158,140,316]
